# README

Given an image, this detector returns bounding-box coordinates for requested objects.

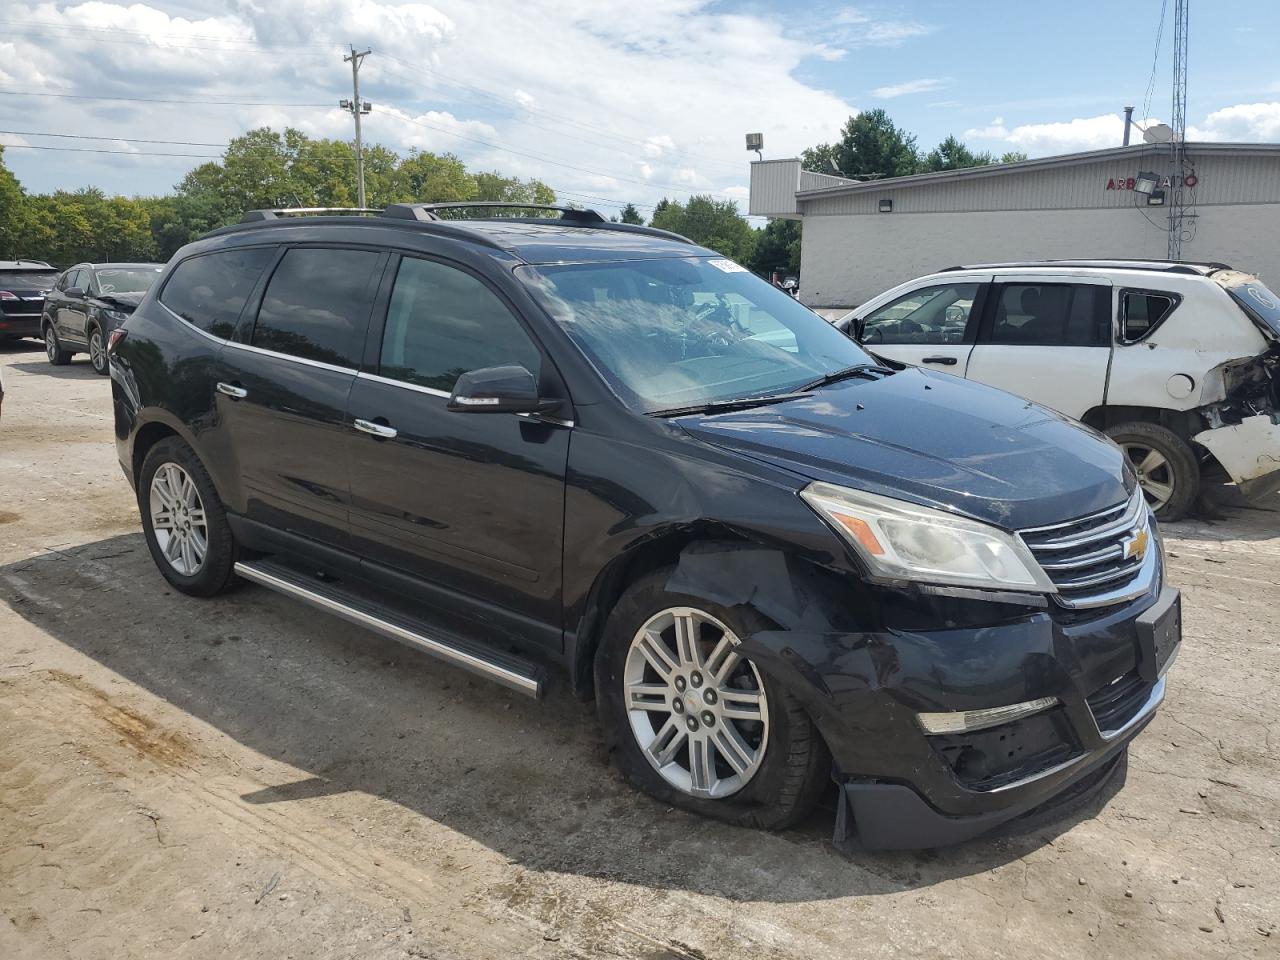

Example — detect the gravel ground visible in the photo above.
[1,338,1277,959]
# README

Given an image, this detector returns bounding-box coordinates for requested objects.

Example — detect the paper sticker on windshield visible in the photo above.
[708,258,747,273]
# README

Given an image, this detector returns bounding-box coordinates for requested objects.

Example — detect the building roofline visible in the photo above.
[793,141,1280,198]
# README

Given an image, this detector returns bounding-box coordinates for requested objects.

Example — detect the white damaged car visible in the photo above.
[838,260,1280,520]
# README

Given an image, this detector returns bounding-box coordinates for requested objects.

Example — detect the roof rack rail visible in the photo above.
[939,258,1233,276]
[241,207,382,222]
[381,202,607,223]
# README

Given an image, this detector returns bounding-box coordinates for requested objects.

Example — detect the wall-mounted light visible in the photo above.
[1147,189,1166,206]
[1133,171,1160,195]
[745,133,764,161]
[879,198,893,213]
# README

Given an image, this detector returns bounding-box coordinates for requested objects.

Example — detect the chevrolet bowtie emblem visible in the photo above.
[1123,527,1150,561]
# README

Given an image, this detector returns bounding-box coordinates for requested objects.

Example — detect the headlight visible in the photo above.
[103,308,130,323]
[799,482,1057,593]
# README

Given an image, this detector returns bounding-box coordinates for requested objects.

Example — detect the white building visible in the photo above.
[748,143,1280,310]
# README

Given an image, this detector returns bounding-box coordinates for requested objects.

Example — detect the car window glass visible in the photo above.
[861,283,978,345]
[380,257,541,392]
[66,270,84,292]
[0,269,59,289]
[989,284,1107,346]
[96,267,161,295]
[253,248,381,368]
[1121,291,1176,342]
[161,248,274,339]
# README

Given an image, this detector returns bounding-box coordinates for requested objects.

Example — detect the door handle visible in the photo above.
[216,381,248,399]
[353,418,398,439]
[921,356,958,365]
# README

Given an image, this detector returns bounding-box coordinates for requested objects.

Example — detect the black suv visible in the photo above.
[42,262,164,374]
[0,260,59,341]
[112,204,1181,849]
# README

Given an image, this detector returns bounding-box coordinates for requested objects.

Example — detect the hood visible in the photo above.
[679,367,1132,530]
[95,291,145,311]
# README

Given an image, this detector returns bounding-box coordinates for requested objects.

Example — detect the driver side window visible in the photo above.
[860,283,979,345]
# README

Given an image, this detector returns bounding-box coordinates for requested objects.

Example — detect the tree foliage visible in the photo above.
[749,218,801,276]
[650,195,757,265]
[0,127,557,265]
[803,112,1028,179]
[619,202,644,225]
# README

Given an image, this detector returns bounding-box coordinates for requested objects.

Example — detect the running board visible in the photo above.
[233,560,545,698]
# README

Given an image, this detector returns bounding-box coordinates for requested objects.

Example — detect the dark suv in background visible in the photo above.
[0,260,59,341]
[111,204,1181,849]
[42,262,163,374]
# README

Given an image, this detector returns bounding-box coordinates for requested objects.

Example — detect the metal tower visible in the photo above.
[1167,0,1190,259]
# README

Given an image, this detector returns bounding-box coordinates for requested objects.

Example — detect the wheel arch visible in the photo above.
[1080,404,1204,441]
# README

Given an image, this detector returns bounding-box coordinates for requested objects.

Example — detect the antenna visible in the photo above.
[1167,0,1190,260]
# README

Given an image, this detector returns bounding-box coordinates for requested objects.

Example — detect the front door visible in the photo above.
[55,268,88,343]
[217,245,386,548]
[856,279,987,373]
[964,277,1112,420]
[345,254,570,649]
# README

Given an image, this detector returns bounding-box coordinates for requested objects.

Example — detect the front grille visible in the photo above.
[1020,488,1150,609]
[1086,670,1149,734]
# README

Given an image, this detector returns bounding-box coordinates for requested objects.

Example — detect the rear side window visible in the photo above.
[379,256,541,392]
[1120,291,1177,342]
[988,284,1109,346]
[161,248,274,339]
[252,248,381,368]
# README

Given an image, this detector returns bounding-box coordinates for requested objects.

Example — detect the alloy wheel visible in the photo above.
[1122,442,1175,512]
[149,462,208,576]
[623,606,770,799]
[44,327,57,363]
[89,330,106,372]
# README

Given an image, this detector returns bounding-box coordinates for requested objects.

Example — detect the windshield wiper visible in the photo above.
[648,392,809,418]
[798,363,894,392]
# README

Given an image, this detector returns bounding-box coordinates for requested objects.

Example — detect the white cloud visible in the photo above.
[871,78,946,99]
[965,114,1124,154]
[1188,102,1280,141]
[722,184,749,201]
[830,7,931,45]
[1,0,857,213]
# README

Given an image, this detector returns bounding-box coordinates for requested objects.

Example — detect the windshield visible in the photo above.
[95,267,162,295]
[518,257,874,413]
[1223,277,1280,341]
[0,270,59,290]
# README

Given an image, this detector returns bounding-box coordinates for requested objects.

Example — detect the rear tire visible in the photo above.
[596,568,829,829]
[1105,421,1199,521]
[138,437,240,597]
[44,325,72,366]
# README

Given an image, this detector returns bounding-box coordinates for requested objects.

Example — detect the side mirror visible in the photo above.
[448,364,559,414]
[65,287,85,299]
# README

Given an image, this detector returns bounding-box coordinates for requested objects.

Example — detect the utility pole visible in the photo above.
[340,45,372,208]
[1167,0,1189,260]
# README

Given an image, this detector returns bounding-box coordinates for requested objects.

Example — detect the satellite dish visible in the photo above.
[1142,123,1174,144]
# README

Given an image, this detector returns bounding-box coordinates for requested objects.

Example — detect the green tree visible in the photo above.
[383,150,476,205]
[750,218,801,277]
[921,135,994,172]
[1000,151,1029,164]
[619,202,644,224]
[651,195,757,264]
[0,146,26,259]
[802,109,920,179]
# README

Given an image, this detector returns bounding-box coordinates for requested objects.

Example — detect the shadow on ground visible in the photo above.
[7,359,100,380]
[0,533,1128,903]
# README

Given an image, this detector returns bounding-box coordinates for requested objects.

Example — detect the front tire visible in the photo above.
[1105,421,1200,521]
[44,325,72,366]
[138,437,239,597]
[596,568,829,829]
[88,325,109,375]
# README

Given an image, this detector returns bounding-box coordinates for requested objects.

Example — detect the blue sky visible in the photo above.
[1,1,1277,217]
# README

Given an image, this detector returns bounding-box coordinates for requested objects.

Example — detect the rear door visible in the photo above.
[855,278,988,373]
[964,276,1113,420]
[217,245,387,548]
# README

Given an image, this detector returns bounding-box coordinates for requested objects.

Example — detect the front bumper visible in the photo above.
[758,570,1179,850]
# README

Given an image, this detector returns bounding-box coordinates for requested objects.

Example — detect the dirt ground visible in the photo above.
[0,338,1277,960]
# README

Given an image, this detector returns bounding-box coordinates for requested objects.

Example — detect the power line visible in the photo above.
[0,88,333,107]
